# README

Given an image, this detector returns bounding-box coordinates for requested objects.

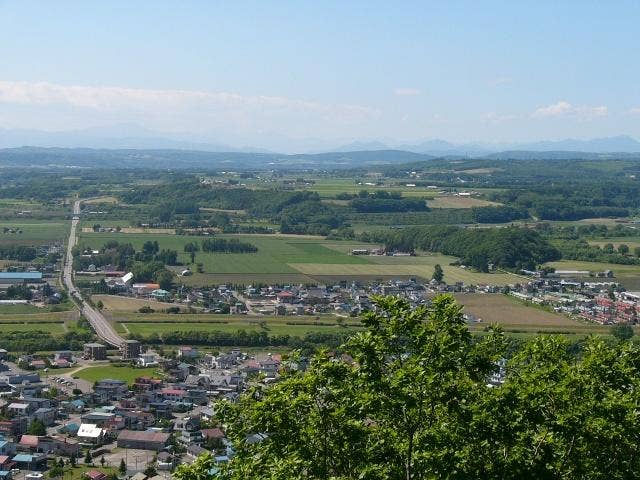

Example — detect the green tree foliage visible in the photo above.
[618,243,630,255]
[175,295,640,479]
[119,458,127,475]
[27,418,46,436]
[611,323,634,341]
[368,226,560,271]
[350,191,428,213]
[201,238,258,253]
[154,269,174,291]
[432,263,444,283]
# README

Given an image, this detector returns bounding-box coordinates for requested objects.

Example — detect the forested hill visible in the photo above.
[0,147,433,170]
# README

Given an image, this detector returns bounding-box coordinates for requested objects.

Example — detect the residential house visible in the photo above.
[33,408,56,427]
[177,346,199,360]
[76,424,106,446]
[0,440,16,456]
[94,379,128,401]
[160,388,187,403]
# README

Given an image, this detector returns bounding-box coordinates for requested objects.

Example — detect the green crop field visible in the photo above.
[111,311,362,337]
[0,303,74,314]
[122,321,360,336]
[79,231,523,285]
[291,262,520,285]
[296,178,439,199]
[0,221,69,245]
[74,365,162,384]
[0,322,67,334]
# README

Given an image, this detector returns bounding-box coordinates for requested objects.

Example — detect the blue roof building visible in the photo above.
[0,272,43,284]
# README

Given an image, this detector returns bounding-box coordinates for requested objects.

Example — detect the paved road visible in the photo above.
[64,199,124,347]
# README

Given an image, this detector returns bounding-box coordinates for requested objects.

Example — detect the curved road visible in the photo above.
[64,199,124,347]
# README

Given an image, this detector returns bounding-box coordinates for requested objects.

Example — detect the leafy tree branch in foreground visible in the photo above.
[176,294,640,480]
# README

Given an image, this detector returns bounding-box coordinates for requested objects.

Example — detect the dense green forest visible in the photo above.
[362,226,561,271]
[176,295,640,480]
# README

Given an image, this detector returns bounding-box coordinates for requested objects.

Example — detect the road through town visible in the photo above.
[64,199,124,347]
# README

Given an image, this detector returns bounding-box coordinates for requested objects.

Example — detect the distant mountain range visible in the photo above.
[0,125,639,156]
[2,145,640,171]
[334,135,640,156]
[0,147,434,170]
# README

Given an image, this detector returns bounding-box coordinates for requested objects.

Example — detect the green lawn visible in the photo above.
[58,465,117,480]
[73,365,162,384]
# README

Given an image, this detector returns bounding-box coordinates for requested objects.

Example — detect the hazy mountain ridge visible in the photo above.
[1,125,639,156]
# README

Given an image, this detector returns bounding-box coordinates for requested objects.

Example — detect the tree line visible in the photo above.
[361,226,561,271]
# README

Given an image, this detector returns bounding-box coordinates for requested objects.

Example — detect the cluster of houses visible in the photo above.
[503,275,640,325]
[0,345,287,478]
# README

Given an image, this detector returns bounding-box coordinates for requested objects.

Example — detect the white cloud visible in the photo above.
[0,80,380,135]
[629,107,640,115]
[532,100,608,120]
[394,87,421,96]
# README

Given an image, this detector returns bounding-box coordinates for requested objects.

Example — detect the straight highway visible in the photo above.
[64,199,124,347]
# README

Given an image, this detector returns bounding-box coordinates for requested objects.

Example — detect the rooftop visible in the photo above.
[0,272,42,279]
[117,429,170,443]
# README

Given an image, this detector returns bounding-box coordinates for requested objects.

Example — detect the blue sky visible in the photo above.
[0,0,639,150]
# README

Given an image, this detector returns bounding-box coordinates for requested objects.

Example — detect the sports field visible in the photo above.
[73,365,161,384]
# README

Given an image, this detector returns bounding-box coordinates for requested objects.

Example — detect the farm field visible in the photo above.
[110,312,362,337]
[588,237,640,250]
[80,231,520,285]
[0,303,74,314]
[0,308,79,334]
[178,272,316,286]
[122,321,359,336]
[452,293,605,334]
[92,294,190,312]
[0,310,76,323]
[427,196,501,209]
[0,221,68,245]
[74,365,161,384]
[291,262,520,285]
[297,179,439,199]
[83,196,119,204]
[79,233,370,274]
[0,322,67,334]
